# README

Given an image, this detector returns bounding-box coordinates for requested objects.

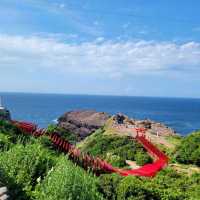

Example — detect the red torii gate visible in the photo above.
[135,127,146,137]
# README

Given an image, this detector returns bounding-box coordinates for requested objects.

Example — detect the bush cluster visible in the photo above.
[0,142,56,199]
[175,131,200,166]
[99,168,200,200]
[34,157,103,200]
[0,120,31,146]
[78,129,152,167]
[0,121,103,200]
[47,124,79,144]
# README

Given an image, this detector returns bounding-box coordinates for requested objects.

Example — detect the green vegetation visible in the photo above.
[175,131,200,166]
[0,143,56,199]
[0,120,200,200]
[34,157,103,200]
[0,120,31,146]
[0,121,103,200]
[166,134,182,147]
[78,128,152,167]
[47,124,79,144]
[99,169,200,200]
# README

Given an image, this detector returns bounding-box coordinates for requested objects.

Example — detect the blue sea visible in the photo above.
[1,92,200,135]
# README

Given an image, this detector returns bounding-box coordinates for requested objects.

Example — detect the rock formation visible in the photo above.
[58,110,110,139]
[113,113,176,136]
[58,111,176,140]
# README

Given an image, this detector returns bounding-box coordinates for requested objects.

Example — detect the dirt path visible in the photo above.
[126,160,140,169]
[170,163,200,175]
[111,124,174,149]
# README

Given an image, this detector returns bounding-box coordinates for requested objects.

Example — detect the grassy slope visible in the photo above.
[77,127,152,167]
[77,121,200,199]
[1,120,200,200]
[0,121,103,200]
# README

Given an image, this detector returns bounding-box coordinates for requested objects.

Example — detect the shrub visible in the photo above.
[190,148,200,166]
[0,167,29,200]
[0,133,12,151]
[175,131,200,166]
[0,143,56,198]
[135,151,152,166]
[37,135,57,151]
[47,124,79,144]
[116,176,156,200]
[99,168,200,200]
[78,129,151,167]
[34,156,104,200]
[0,120,31,145]
[98,174,122,200]
[143,168,200,200]
[187,173,200,200]
[104,153,125,167]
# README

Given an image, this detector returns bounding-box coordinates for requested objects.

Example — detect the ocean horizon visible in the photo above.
[1,92,200,136]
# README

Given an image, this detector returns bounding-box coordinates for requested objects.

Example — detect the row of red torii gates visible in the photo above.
[11,120,169,177]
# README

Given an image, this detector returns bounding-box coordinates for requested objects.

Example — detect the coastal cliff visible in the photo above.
[58,110,110,139]
[57,111,176,140]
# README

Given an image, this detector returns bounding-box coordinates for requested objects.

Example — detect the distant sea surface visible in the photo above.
[1,92,200,135]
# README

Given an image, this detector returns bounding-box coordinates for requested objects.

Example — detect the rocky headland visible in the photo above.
[57,110,176,140]
[58,110,110,139]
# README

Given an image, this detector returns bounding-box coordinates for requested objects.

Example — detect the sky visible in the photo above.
[0,0,200,98]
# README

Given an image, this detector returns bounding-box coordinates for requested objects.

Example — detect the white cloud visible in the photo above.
[0,34,200,78]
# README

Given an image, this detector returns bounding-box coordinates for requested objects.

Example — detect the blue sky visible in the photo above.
[0,0,200,98]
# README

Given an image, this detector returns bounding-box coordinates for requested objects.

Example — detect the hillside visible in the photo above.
[0,119,200,200]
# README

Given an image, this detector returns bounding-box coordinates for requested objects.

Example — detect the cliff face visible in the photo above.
[58,110,110,139]
[0,108,11,121]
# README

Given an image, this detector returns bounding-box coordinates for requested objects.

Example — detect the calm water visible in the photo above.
[1,92,200,135]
